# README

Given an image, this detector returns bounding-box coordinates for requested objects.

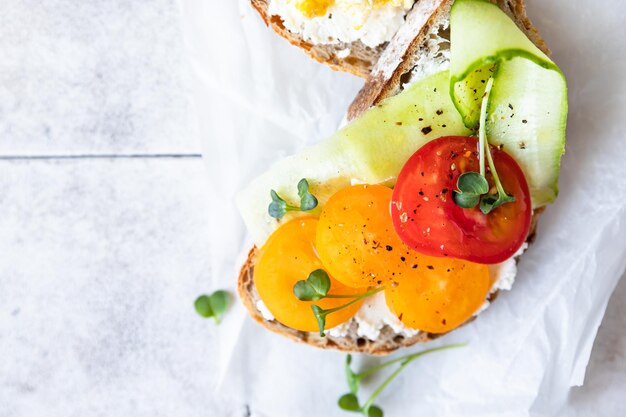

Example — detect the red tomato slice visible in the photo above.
[391,136,532,264]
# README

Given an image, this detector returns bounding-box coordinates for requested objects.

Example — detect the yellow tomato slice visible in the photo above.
[254,217,362,332]
[316,184,427,288]
[385,258,490,333]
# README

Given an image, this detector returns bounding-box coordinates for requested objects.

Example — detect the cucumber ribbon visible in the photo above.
[450,0,568,207]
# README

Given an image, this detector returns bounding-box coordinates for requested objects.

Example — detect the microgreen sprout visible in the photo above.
[293,269,331,301]
[338,344,466,417]
[293,269,384,337]
[268,178,318,219]
[452,171,488,208]
[297,178,318,211]
[194,290,230,324]
[453,75,515,214]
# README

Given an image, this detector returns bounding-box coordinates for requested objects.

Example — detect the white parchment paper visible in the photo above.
[179,0,626,415]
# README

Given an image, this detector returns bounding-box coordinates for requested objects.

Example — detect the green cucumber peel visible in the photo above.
[450,0,568,207]
[450,0,563,128]
[450,50,563,129]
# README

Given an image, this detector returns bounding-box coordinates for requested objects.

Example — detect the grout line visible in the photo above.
[0,153,203,161]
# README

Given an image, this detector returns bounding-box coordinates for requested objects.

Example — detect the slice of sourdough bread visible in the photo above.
[250,0,385,78]
[239,0,549,355]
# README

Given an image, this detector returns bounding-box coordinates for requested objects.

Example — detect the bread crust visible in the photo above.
[250,0,383,78]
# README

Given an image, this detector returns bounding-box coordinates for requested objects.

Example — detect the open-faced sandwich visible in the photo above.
[250,0,545,77]
[237,0,567,355]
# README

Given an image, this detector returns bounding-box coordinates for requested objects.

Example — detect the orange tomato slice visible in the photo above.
[316,184,427,288]
[254,217,362,332]
[385,257,490,333]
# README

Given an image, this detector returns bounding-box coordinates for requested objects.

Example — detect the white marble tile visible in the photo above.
[0,0,199,155]
[0,158,242,417]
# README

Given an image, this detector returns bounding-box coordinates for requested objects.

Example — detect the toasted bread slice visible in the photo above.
[250,0,385,78]
[240,0,549,355]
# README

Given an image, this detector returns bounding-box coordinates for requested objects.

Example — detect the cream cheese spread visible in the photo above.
[267,0,415,48]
